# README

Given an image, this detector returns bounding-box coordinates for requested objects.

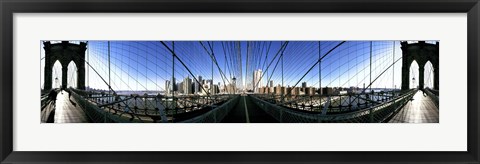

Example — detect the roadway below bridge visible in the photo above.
[221,95,279,123]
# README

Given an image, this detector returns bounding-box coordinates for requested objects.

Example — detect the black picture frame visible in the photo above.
[1,0,479,163]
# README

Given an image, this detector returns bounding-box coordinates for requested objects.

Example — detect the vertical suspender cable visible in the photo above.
[106,41,111,123]
[87,41,89,92]
[319,41,321,96]
[172,41,175,121]
[370,41,372,93]
[392,41,396,91]
[281,42,284,103]
[108,41,111,93]
[210,43,213,97]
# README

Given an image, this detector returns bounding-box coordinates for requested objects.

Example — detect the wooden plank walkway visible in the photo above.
[388,90,439,123]
[52,90,89,123]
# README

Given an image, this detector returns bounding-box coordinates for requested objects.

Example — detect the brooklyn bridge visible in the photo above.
[40,41,439,123]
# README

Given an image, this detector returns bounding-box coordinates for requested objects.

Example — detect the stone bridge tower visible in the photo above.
[43,41,87,91]
[401,41,439,91]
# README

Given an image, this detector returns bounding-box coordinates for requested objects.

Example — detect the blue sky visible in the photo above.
[40,41,436,91]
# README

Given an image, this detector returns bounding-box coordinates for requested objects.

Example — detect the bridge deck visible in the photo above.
[51,90,89,123]
[388,91,439,123]
[221,95,278,123]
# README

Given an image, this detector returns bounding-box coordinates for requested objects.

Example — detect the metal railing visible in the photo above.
[425,88,439,108]
[252,90,400,113]
[250,89,417,123]
[70,88,238,123]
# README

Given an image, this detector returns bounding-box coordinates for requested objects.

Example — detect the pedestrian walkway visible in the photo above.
[52,90,89,123]
[389,91,439,123]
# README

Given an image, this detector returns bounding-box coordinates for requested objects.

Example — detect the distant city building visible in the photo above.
[270,80,274,87]
[322,87,334,95]
[275,85,285,95]
[302,82,307,88]
[338,90,348,95]
[259,87,270,94]
[201,79,214,95]
[178,82,183,94]
[253,69,263,93]
[183,76,192,94]
[213,84,219,94]
[291,87,300,96]
[195,75,202,94]
[171,77,177,92]
[305,87,316,95]
[348,86,359,94]
[165,80,171,95]
[226,83,236,94]
[206,79,213,85]
[201,83,211,95]
[191,83,195,95]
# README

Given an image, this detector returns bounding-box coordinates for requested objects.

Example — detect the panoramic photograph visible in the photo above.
[40,41,439,123]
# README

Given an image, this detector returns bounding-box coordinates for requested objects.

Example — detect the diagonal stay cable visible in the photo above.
[284,41,346,99]
[253,41,289,91]
[160,41,211,96]
[263,44,288,91]
[199,41,231,85]
[77,42,145,122]
[349,57,403,104]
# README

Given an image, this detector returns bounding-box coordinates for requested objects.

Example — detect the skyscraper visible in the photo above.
[253,69,263,93]
[195,75,202,94]
[183,76,192,94]
[301,82,307,92]
[178,82,183,94]
[165,80,171,95]
[270,80,274,87]
[172,77,177,92]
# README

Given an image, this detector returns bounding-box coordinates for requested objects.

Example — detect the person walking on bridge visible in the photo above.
[48,89,58,106]
[418,86,426,97]
[66,88,72,100]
